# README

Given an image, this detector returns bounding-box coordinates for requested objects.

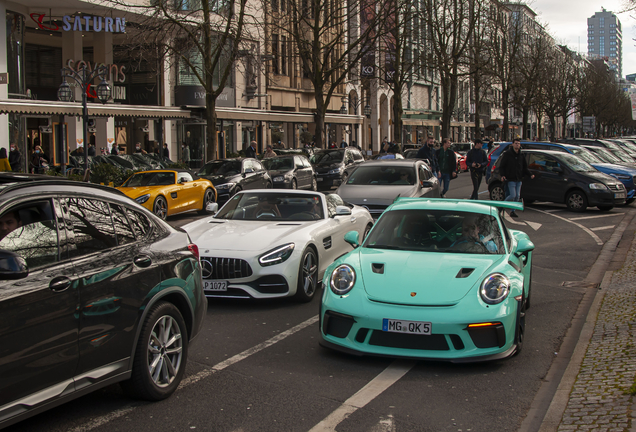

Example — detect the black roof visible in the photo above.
[0,179,127,198]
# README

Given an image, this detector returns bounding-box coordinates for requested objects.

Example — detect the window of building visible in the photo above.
[599,17,604,26]
[272,34,279,75]
[281,36,287,76]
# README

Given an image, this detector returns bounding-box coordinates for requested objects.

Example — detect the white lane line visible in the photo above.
[591,225,616,231]
[179,315,319,388]
[525,220,542,231]
[72,316,319,432]
[503,212,527,226]
[308,360,416,432]
[568,213,624,221]
[526,207,604,245]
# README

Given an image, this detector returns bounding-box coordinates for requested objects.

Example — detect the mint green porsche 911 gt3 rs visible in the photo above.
[319,198,534,363]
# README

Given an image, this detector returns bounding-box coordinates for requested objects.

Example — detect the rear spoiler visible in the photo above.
[394,197,524,211]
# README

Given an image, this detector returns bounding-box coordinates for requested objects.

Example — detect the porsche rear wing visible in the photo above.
[394,197,524,212]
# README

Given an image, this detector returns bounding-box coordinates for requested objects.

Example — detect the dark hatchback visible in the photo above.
[197,158,272,204]
[0,180,206,428]
[488,149,626,211]
[311,148,365,190]
[262,155,317,190]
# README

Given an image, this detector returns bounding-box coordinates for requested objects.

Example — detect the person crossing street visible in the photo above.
[436,138,457,198]
[466,139,488,200]
[498,138,534,217]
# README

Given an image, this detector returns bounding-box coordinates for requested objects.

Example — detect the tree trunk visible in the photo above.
[522,108,529,140]
[502,89,510,141]
[473,73,481,140]
[206,94,218,161]
[550,116,557,142]
[314,110,326,149]
[393,95,403,146]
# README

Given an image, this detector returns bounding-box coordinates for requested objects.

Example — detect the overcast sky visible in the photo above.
[531,0,635,78]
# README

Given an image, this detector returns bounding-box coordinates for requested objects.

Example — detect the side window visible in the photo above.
[65,198,117,258]
[301,157,312,168]
[126,208,152,239]
[527,154,548,171]
[177,172,193,183]
[294,156,304,168]
[0,200,59,268]
[353,150,364,162]
[110,204,136,245]
[243,160,254,172]
[252,160,265,171]
[419,166,432,180]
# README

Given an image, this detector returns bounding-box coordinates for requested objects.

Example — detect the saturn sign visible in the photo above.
[30,13,126,33]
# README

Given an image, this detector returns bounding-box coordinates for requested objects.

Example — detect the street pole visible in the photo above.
[81,67,89,174]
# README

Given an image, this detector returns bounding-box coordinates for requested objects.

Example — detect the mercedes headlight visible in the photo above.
[328,167,343,175]
[135,194,150,204]
[589,183,608,190]
[480,273,510,305]
[330,265,356,295]
[216,183,236,190]
[259,243,295,266]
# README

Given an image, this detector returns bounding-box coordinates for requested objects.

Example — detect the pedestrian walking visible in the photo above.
[498,138,534,217]
[466,139,488,200]
[415,135,440,178]
[134,142,146,154]
[0,148,11,172]
[87,143,96,157]
[244,141,257,159]
[9,143,21,172]
[29,145,49,174]
[340,139,348,148]
[163,143,170,159]
[436,138,457,198]
[263,144,277,158]
[181,142,191,166]
[110,142,119,155]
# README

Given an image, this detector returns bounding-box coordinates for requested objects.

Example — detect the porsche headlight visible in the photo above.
[480,273,510,304]
[259,243,295,266]
[135,194,150,204]
[330,265,356,295]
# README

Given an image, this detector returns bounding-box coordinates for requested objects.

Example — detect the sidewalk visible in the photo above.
[545,231,636,431]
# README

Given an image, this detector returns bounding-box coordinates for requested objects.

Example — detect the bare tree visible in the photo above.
[420,0,481,139]
[269,0,389,148]
[539,46,578,141]
[101,0,255,161]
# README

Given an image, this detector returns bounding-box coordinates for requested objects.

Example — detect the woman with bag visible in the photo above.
[30,145,49,174]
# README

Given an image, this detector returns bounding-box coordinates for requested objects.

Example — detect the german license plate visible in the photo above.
[204,280,227,291]
[382,319,431,335]
[317,177,323,182]
[615,192,626,199]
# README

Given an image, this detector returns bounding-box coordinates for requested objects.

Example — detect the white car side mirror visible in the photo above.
[206,202,219,214]
[335,205,352,216]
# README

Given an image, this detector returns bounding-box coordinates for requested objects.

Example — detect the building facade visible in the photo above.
[587,8,622,78]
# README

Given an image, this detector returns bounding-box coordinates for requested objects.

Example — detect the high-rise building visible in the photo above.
[587,8,622,77]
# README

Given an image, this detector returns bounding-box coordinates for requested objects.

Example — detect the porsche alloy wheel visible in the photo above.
[153,196,168,220]
[295,248,318,302]
[513,298,526,357]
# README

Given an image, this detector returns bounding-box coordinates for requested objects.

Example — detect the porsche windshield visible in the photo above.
[262,157,294,171]
[215,193,324,221]
[311,150,345,164]
[122,172,175,187]
[199,160,241,176]
[346,166,416,186]
[363,209,504,254]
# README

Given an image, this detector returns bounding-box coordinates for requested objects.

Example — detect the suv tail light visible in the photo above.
[188,244,200,261]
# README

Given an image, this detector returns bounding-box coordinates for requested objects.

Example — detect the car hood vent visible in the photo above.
[276,223,302,226]
[455,268,475,278]
[372,263,384,274]
[208,220,226,224]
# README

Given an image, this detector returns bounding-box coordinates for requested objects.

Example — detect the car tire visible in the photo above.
[489,183,505,201]
[513,297,526,357]
[525,263,532,310]
[597,206,613,211]
[199,188,215,214]
[291,178,297,190]
[294,247,318,303]
[121,301,188,401]
[311,177,318,191]
[565,190,588,212]
[153,196,168,220]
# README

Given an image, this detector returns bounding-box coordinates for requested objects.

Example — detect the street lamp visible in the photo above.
[58,65,111,174]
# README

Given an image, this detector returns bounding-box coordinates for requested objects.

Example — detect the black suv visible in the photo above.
[0,180,205,428]
[311,148,365,189]
[488,149,626,212]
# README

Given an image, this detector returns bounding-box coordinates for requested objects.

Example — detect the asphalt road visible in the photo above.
[6,173,633,432]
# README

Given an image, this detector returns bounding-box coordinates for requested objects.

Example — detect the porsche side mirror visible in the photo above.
[206,202,219,214]
[344,230,360,248]
[515,237,535,254]
[335,205,352,216]
[0,250,28,280]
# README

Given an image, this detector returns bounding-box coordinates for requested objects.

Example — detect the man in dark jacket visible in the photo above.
[244,141,257,159]
[466,139,488,200]
[498,138,534,217]
[415,135,440,178]
[436,138,457,197]
[9,144,21,172]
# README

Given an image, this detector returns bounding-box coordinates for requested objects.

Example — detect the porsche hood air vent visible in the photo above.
[455,268,475,278]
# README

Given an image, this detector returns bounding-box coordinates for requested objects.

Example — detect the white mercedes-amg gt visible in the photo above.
[183,190,374,302]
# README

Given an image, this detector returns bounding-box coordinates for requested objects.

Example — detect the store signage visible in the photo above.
[66,59,126,83]
[174,85,235,108]
[30,14,126,33]
[0,73,7,84]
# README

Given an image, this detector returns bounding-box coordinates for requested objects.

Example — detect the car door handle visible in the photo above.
[350,216,356,223]
[49,276,72,293]
[133,255,152,268]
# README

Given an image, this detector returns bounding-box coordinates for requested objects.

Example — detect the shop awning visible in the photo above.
[214,107,365,125]
[0,100,191,119]
[400,119,440,127]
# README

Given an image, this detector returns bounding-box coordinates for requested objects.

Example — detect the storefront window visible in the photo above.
[6,11,25,97]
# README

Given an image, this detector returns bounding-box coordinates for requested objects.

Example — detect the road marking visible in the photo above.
[72,316,320,431]
[591,225,615,231]
[525,220,542,231]
[503,212,527,226]
[568,213,624,221]
[526,207,604,245]
[308,360,416,432]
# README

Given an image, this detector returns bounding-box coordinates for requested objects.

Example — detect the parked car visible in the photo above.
[311,148,365,189]
[182,190,374,302]
[558,138,636,165]
[0,180,206,428]
[262,155,317,190]
[450,142,472,155]
[197,158,272,204]
[117,169,216,220]
[488,149,626,211]
[580,145,636,168]
[319,198,533,362]
[335,160,440,218]
[369,153,405,160]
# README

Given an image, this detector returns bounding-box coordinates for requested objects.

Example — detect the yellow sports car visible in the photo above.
[117,169,217,220]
